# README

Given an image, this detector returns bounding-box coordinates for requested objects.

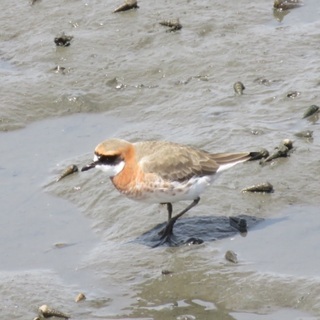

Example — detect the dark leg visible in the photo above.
[159,197,200,241]
[158,203,172,236]
[160,203,173,221]
[166,203,173,221]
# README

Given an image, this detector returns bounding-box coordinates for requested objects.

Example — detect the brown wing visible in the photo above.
[209,152,252,165]
[134,141,220,182]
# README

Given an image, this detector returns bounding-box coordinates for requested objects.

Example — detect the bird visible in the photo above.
[81,138,259,245]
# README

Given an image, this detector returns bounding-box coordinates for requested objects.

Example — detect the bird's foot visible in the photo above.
[158,219,175,239]
[151,219,177,247]
[152,234,176,248]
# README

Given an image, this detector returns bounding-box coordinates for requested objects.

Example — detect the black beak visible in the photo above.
[81,161,98,172]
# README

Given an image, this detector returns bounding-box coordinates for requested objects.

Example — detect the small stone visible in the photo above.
[38,305,69,319]
[282,139,293,150]
[302,105,319,119]
[56,164,78,182]
[161,270,174,275]
[242,182,274,193]
[75,292,86,302]
[54,33,73,47]
[114,0,139,13]
[159,18,182,32]
[233,81,245,95]
[185,237,204,245]
[294,130,313,138]
[286,91,300,98]
[225,250,238,263]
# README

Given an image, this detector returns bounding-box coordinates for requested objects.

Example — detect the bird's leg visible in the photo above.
[159,203,173,221]
[159,197,200,240]
[166,203,173,221]
[158,203,172,236]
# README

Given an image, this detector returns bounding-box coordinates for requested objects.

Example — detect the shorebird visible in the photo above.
[81,138,259,244]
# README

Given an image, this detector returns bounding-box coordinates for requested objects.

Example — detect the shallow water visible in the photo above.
[1,0,320,319]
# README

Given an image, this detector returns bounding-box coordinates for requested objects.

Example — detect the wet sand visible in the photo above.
[1,113,320,319]
[1,0,320,319]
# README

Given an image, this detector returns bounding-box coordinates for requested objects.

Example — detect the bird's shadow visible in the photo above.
[134,214,264,247]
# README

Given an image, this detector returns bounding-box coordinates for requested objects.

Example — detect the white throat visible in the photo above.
[94,154,125,177]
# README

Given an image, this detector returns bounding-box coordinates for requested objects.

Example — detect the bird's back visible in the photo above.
[134,140,250,182]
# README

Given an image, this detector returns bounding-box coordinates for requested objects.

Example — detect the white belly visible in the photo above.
[126,175,216,204]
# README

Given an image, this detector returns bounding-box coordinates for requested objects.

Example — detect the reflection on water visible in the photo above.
[134,215,263,247]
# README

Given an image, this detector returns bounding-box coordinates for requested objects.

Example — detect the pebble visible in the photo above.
[242,182,274,193]
[114,0,139,13]
[233,81,245,95]
[225,250,238,263]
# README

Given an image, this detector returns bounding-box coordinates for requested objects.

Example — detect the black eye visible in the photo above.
[97,154,121,166]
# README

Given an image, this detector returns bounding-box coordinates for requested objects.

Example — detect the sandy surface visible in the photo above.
[1,0,320,319]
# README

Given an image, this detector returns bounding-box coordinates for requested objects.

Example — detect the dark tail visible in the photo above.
[248,150,268,161]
